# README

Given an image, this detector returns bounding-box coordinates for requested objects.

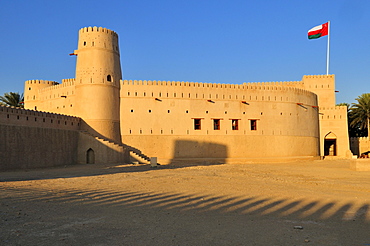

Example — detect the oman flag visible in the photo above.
[308,22,329,39]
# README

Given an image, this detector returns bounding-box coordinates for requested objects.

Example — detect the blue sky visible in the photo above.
[0,0,369,104]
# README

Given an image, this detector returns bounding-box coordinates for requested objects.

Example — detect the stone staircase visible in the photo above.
[79,130,151,164]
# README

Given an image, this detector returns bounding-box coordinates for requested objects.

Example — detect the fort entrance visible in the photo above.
[324,132,337,156]
[86,148,95,164]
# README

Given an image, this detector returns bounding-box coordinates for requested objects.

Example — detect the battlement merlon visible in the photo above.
[24,80,59,98]
[120,79,318,98]
[78,26,118,37]
[74,26,120,55]
[303,74,335,79]
[25,80,59,86]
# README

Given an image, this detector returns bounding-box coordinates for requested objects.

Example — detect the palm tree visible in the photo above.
[0,92,24,108]
[349,93,370,137]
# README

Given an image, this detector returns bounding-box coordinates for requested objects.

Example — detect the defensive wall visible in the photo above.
[120,79,320,164]
[20,75,349,164]
[0,105,80,130]
[0,105,80,170]
[0,105,126,170]
[350,137,370,157]
[24,79,77,116]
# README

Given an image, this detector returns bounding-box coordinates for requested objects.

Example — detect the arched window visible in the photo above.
[107,75,112,82]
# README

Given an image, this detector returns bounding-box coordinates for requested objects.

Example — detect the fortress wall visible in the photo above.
[0,105,126,170]
[0,124,78,170]
[319,106,350,157]
[0,105,80,130]
[120,80,320,160]
[24,79,77,115]
[350,137,370,157]
[122,135,319,164]
[24,79,59,111]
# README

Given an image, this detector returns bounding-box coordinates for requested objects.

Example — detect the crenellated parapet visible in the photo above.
[303,74,335,79]
[38,78,75,93]
[351,137,369,141]
[243,80,303,87]
[79,26,118,37]
[122,79,302,87]
[0,105,80,130]
[121,79,316,99]
[24,80,59,105]
[25,79,59,86]
[61,78,75,86]
[319,106,348,120]
[320,106,347,111]
[76,26,119,54]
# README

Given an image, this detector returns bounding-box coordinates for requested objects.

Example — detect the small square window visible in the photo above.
[232,119,239,130]
[194,119,201,130]
[250,120,257,131]
[213,119,220,130]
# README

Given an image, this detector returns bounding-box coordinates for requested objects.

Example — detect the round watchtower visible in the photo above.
[74,26,122,142]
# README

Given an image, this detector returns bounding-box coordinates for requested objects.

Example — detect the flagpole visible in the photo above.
[326,21,330,75]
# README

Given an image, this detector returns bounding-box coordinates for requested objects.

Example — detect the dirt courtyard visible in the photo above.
[1,159,370,245]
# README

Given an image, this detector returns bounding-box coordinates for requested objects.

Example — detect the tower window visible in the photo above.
[107,75,112,82]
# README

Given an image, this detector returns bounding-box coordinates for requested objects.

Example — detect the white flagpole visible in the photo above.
[326,21,330,75]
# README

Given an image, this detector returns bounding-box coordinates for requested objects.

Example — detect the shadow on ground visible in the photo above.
[1,186,369,245]
[0,162,228,182]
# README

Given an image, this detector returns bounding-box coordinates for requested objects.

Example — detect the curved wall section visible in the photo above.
[120,80,320,162]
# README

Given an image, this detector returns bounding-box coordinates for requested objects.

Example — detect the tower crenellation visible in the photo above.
[77,26,119,55]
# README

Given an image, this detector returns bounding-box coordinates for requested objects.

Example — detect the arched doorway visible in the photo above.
[324,132,337,156]
[86,148,95,164]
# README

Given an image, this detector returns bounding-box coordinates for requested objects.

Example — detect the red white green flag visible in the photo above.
[308,22,329,39]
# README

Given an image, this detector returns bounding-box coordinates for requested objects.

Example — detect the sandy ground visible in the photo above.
[1,159,370,246]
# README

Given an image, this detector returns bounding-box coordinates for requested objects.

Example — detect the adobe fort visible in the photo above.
[0,26,354,170]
